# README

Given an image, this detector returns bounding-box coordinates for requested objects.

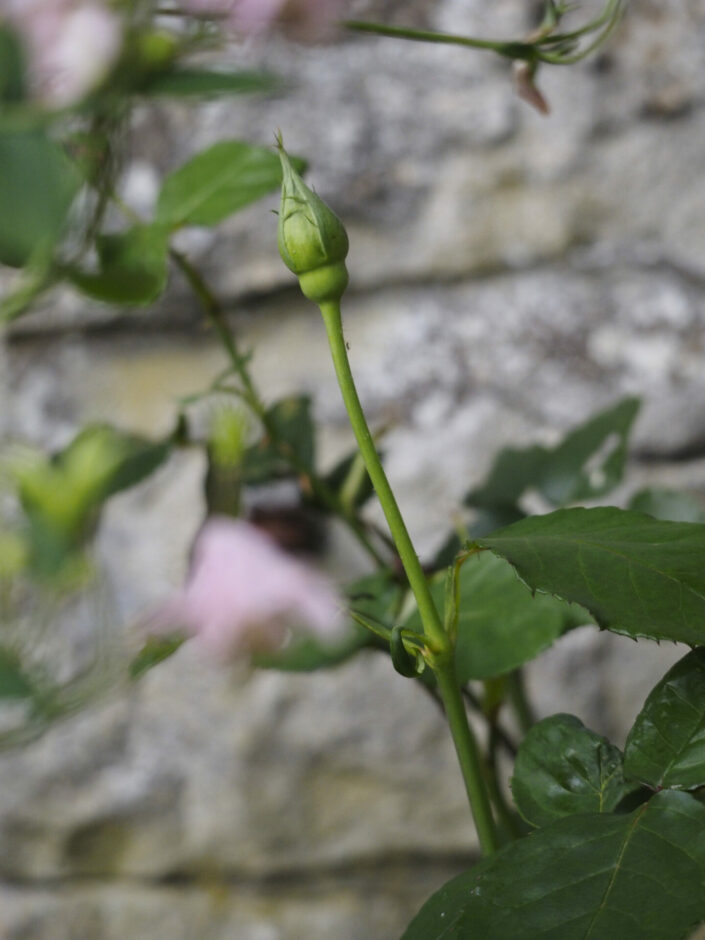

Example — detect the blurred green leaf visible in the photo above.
[130,635,184,680]
[538,396,640,505]
[466,397,640,511]
[0,27,26,104]
[252,625,369,672]
[478,507,705,645]
[0,649,34,699]
[405,552,590,680]
[58,425,171,501]
[625,648,705,791]
[324,450,375,511]
[0,130,81,268]
[348,569,404,628]
[69,224,169,305]
[628,487,705,523]
[18,425,171,573]
[242,396,315,484]
[466,444,547,512]
[142,69,277,97]
[512,714,635,827]
[403,791,705,940]
[156,140,305,229]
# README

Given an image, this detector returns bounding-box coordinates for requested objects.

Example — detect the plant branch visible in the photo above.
[344,20,535,61]
[171,249,387,567]
[319,298,498,855]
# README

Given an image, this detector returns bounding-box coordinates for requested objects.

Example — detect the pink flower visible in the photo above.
[152,517,345,659]
[182,0,344,41]
[2,0,122,107]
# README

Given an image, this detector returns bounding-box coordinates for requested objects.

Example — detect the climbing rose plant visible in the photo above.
[5,2,705,938]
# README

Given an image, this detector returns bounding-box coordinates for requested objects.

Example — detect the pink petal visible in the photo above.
[150,517,344,661]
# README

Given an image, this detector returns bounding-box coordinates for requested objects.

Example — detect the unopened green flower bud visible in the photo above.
[277,139,349,305]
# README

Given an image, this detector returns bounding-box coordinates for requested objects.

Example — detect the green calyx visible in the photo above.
[277,137,349,305]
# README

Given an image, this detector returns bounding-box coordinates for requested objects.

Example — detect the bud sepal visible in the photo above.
[277,137,349,305]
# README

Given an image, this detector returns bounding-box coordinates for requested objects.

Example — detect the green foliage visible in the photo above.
[625,649,705,791]
[156,141,304,229]
[130,635,185,680]
[324,450,375,511]
[347,569,404,629]
[142,69,277,97]
[466,397,640,512]
[0,26,26,104]
[628,487,705,523]
[403,790,705,940]
[16,425,170,573]
[478,507,705,646]
[0,130,81,268]
[69,224,169,305]
[241,396,315,483]
[0,649,34,700]
[512,714,635,827]
[405,552,589,680]
[252,625,369,672]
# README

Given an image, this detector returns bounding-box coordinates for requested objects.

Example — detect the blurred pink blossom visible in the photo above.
[2,0,122,107]
[152,517,344,659]
[182,0,344,41]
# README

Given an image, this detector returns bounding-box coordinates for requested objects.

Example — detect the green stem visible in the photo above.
[319,299,498,855]
[344,19,535,62]
[506,669,536,736]
[171,250,387,568]
[319,301,445,650]
[485,724,523,842]
[435,662,500,855]
[171,248,265,419]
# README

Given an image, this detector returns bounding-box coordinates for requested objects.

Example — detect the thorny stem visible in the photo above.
[319,298,499,855]
[319,301,445,650]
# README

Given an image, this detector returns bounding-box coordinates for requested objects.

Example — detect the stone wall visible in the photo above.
[3,1,705,937]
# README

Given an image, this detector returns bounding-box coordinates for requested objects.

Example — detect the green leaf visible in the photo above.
[404,552,590,680]
[629,487,705,524]
[347,569,404,627]
[0,27,27,103]
[538,396,640,505]
[252,625,369,672]
[156,140,304,229]
[324,450,375,511]
[142,68,276,97]
[466,444,547,511]
[625,648,705,790]
[69,224,169,305]
[0,649,33,699]
[466,397,640,510]
[18,425,171,572]
[130,635,184,680]
[0,130,81,267]
[242,396,315,483]
[58,425,171,501]
[478,506,705,646]
[402,790,705,940]
[512,714,635,827]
